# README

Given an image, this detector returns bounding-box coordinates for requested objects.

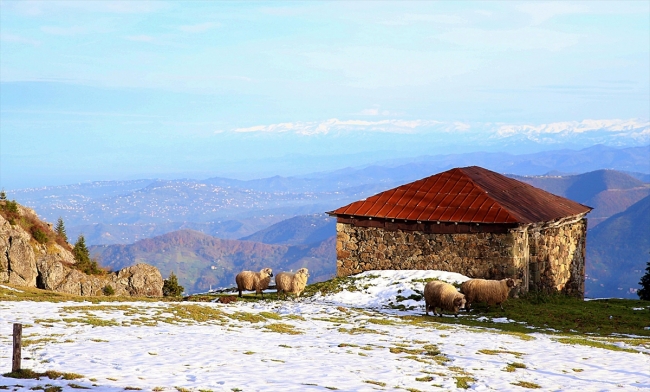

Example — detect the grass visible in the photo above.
[552,337,643,353]
[504,362,527,372]
[454,376,475,389]
[263,323,303,335]
[363,380,387,387]
[478,349,525,358]
[2,369,83,380]
[511,381,542,389]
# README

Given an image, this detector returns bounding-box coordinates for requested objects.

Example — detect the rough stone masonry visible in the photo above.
[336,216,587,297]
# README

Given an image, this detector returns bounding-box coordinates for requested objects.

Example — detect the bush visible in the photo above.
[31,226,49,244]
[163,272,184,297]
[103,285,115,296]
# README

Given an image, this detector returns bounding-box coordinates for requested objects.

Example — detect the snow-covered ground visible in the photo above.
[1,271,649,391]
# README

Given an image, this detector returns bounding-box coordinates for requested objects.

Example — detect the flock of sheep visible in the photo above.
[235,267,518,316]
[425,278,518,317]
[235,267,310,298]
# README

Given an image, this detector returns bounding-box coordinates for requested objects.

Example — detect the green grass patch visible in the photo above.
[2,369,83,380]
[478,349,525,358]
[363,380,387,387]
[338,326,386,335]
[415,376,434,382]
[389,346,421,355]
[263,323,303,335]
[511,381,542,389]
[454,376,475,389]
[553,337,642,353]
[504,362,527,372]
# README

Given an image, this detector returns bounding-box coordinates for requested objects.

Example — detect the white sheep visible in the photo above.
[235,268,274,298]
[423,280,466,317]
[460,278,517,311]
[275,268,310,298]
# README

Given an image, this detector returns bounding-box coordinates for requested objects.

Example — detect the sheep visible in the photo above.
[423,280,466,317]
[460,278,517,311]
[217,295,237,304]
[235,268,274,298]
[275,268,310,298]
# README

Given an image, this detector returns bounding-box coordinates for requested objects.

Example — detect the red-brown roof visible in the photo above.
[328,166,592,224]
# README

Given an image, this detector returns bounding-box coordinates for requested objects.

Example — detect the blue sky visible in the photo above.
[1,1,649,189]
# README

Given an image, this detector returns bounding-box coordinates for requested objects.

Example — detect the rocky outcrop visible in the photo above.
[0,202,163,297]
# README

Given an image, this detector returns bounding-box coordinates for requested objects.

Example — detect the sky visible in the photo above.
[1,1,649,189]
[1,270,649,391]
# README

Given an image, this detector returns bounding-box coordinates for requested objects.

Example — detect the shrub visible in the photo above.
[31,225,49,244]
[163,272,184,297]
[103,285,115,296]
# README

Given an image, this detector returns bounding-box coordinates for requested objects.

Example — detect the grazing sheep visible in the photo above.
[423,280,466,317]
[217,295,237,304]
[460,278,517,311]
[275,268,310,298]
[235,268,274,298]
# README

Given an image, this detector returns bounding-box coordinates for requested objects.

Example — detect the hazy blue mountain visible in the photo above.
[240,214,336,246]
[9,145,649,246]
[510,170,650,227]
[586,195,650,299]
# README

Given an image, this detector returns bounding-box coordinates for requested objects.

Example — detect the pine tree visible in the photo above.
[163,272,184,297]
[73,234,102,275]
[55,217,68,242]
[638,260,650,301]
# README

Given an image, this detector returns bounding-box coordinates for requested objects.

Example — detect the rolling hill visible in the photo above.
[90,229,336,294]
[239,214,336,245]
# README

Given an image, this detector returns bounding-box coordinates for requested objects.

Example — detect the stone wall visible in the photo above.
[336,222,524,280]
[336,216,587,297]
[527,218,587,297]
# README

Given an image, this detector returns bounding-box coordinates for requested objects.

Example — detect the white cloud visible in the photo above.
[234,119,453,135]
[231,118,649,143]
[495,119,650,137]
[178,22,220,33]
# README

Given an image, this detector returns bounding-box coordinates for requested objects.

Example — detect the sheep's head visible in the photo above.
[453,295,466,311]
[260,268,274,278]
[297,268,310,277]
[505,278,516,288]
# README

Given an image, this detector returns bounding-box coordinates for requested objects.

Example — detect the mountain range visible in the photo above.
[10,145,649,246]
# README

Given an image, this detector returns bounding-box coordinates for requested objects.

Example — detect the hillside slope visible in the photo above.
[90,229,336,294]
[0,199,163,296]
[586,194,650,298]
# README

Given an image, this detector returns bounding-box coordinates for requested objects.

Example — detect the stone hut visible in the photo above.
[327,166,592,297]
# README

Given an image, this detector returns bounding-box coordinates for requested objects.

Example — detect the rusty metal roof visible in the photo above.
[328,166,592,224]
